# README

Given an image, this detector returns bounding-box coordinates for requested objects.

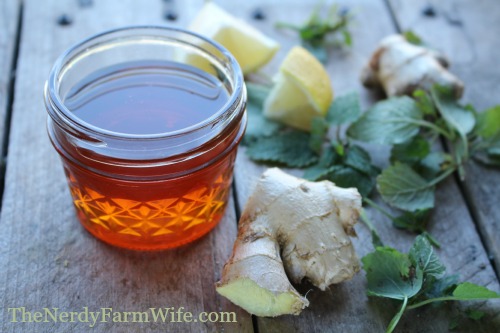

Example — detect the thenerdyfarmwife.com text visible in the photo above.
[7,307,237,327]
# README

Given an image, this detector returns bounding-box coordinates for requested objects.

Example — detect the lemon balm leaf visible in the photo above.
[243,83,283,144]
[390,136,431,165]
[408,235,445,278]
[475,105,500,139]
[391,209,432,233]
[362,247,423,300]
[324,166,376,198]
[377,162,436,211]
[363,235,500,333]
[424,274,459,299]
[403,30,424,45]
[431,86,475,136]
[303,146,340,181]
[343,145,375,176]
[326,92,361,125]
[246,131,319,167]
[276,3,353,52]
[246,82,271,105]
[245,104,283,144]
[347,96,423,145]
[451,283,500,300]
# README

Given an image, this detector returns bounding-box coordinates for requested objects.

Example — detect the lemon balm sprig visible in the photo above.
[275,2,353,63]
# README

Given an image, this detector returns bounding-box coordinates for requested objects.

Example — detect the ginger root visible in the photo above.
[361,34,464,98]
[216,168,361,317]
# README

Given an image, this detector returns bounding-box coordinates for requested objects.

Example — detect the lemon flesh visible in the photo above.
[189,2,279,74]
[264,46,333,131]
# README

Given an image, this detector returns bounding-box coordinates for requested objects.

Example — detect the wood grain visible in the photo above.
[1,0,499,332]
[388,0,500,281]
[0,0,252,332]
[231,0,500,332]
[0,0,20,178]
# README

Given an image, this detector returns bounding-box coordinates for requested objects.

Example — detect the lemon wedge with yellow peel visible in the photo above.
[263,46,333,131]
[189,2,279,74]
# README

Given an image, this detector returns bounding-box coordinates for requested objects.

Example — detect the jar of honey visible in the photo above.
[44,26,247,250]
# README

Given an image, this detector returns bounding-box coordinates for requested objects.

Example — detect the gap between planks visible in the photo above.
[0,0,22,211]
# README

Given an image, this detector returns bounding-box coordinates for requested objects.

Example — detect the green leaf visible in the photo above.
[474,106,500,158]
[413,89,436,116]
[408,235,445,278]
[475,105,500,139]
[303,146,340,181]
[344,145,375,175]
[309,116,329,154]
[431,86,476,136]
[362,247,423,300]
[303,165,336,181]
[403,30,423,45]
[416,152,447,180]
[325,166,375,197]
[377,163,436,211]
[425,274,459,299]
[452,282,500,300]
[304,143,378,196]
[390,136,430,165]
[246,82,271,105]
[347,96,423,145]
[392,209,431,233]
[246,131,318,168]
[342,29,352,46]
[326,92,361,125]
[243,83,282,144]
[276,2,353,61]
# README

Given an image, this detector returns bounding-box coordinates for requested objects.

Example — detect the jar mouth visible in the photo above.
[46,25,244,141]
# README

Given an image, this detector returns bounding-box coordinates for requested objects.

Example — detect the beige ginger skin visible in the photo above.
[361,34,464,98]
[216,168,361,317]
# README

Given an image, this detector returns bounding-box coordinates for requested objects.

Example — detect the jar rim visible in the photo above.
[46,25,244,141]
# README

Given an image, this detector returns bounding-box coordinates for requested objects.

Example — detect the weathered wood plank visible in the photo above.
[231,0,500,332]
[0,1,252,332]
[388,0,500,282]
[0,0,20,191]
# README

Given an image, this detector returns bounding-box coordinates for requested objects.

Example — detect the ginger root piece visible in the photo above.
[361,34,464,98]
[216,168,361,317]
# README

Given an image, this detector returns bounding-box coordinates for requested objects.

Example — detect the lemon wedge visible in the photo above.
[189,2,279,74]
[263,46,333,131]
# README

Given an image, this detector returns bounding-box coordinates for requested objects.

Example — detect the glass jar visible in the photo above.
[44,26,247,250]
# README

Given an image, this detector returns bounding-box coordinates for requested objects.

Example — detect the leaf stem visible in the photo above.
[335,125,342,144]
[407,296,459,310]
[427,166,456,187]
[421,231,441,248]
[413,119,453,139]
[275,22,301,31]
[360,209,384,247]
[363,198,394,220]
[386,297,408,333]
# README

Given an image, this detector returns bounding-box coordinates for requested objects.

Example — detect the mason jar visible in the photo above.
[44,26,247,250]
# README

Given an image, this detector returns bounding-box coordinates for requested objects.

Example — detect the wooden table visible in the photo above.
[1,0,499,332]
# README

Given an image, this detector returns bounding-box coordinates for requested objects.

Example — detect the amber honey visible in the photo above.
[45,27,246,250]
